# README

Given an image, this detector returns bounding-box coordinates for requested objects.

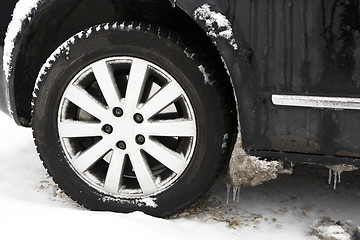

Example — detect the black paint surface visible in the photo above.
[178,0,360,161]
[0,0,17,45]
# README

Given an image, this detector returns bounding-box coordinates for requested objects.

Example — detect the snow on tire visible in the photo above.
[31,22,231,217]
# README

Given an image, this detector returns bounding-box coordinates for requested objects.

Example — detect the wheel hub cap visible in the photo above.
[58,57,197,197]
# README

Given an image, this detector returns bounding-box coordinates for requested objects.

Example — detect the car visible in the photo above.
[1,0,359,217]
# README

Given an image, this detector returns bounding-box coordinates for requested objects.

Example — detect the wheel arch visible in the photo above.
[5,0,239,130]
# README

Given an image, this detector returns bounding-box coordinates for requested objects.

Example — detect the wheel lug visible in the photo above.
[102,124,113,134]
[113,107,123,117]
[133,113,144,123]
[117,141,126,150]
[135,134,145,145]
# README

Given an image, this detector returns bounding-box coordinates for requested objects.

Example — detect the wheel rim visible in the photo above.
[58,57,197,197]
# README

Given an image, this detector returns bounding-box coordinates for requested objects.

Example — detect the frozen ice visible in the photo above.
[224,135,289,187]
[232,186,241,202]
[326,165,358,190]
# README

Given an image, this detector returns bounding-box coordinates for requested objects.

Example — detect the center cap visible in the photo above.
[108,108,145,148]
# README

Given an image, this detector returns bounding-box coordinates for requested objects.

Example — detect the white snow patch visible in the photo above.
[120,22,126,30]
[128,22,134,30]
[3,0,42,82]
[194,4,238,50]
[85,28,92,38]
[222,133,229,150]
[315,225,351,240]
[102,196,158,208]
[170,0,177,8]
[198,65,213,85]
[219,29,233,39]
[142,197,158,208]
[183,48,195,59]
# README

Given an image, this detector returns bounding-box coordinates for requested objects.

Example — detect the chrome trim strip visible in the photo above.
[272,95,360,110]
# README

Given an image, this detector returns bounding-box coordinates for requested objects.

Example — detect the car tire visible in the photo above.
[32,22,232,217]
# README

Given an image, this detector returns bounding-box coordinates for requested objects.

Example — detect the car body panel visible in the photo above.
[233,0,360,159]
[0,0,17,45]
[0,0,17,115]
[2,0,360,166]
[178,0,360,165]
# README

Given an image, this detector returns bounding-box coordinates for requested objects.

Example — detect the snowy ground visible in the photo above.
[1,112,360,240]
[1,49,360,240]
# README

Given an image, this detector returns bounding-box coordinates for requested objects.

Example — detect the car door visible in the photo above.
[233,0,360,158]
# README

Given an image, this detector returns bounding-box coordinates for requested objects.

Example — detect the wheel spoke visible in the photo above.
[65,85,107,121]
[129,149,157,194]
[91,60,122,108]
[140,81,183,120]
[72,137,112,173]
[104,149,126,193]
[58,120,102,138]
[142,139,187,175]
[140,119,196,137]
[124,59,149,110]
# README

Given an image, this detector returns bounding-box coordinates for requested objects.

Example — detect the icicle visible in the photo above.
[232,186,241,202]
[236,187,241,202]
[226,184,231,205]
[326,164,358,190]
[338,172,341,183]
[232,186,237,201]
[226,185,241,204]
[328,169,332,185]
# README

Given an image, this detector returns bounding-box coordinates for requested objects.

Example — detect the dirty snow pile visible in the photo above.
[311,217,354,240]
[355,226,360,240]
[224,147,288,187]
[224,133,292,189]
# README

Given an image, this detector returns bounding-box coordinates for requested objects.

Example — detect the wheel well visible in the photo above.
[13,0,237,135]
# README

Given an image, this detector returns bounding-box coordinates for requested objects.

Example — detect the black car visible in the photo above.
[1,0,359,217]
